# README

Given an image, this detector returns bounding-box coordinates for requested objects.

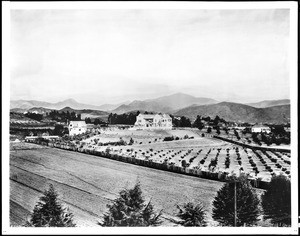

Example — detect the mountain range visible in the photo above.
[10,93,290,124]
[174,102,290,124]
[246,99,290,108]
[112,93,218,114]
[10,98,128,111]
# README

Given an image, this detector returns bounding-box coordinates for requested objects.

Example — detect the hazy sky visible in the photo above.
[10,9,290,105]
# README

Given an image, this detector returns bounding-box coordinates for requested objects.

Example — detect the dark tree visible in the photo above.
[25,184,75,227]
[207,127,212,133]
[24,112,43,121]
[85,117,92,124]
[176,202,207,226]
[216,126,221,135]
[192,115,204,130]
[261,174,291,226]
[212,174,260,226]
[99,182,162,226]
[53,124,66,136]
[180,116,192,127]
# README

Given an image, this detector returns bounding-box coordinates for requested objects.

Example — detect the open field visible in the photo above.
[10,143,232,227]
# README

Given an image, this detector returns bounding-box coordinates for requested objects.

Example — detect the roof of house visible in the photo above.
[138,114,171,119]
[138,114,155,119]
[162,114,171,119]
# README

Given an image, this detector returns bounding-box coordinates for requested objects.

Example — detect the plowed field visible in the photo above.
[10,143,227,226]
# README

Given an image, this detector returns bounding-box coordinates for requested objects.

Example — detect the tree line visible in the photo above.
[24,173,291,227]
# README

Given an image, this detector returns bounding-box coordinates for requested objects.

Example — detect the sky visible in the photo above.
[10,8,290,105]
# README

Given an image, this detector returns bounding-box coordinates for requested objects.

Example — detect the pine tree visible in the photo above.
[25,184,76,227]
[261,174,291,226]
[99,182,162,226]
[212,174,260,226]
[176,202,207,226]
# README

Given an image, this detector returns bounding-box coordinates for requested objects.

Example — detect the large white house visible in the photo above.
[251,125,271,133]
[68,121,87,135]
[134,113,172,130]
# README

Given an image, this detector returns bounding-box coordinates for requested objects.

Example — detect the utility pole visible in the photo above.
[234,180,237,227]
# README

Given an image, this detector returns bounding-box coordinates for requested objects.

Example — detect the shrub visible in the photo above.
[176,202,207,226]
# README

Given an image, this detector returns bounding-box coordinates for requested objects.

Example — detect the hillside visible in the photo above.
[146,92,217,110]
[112,100,172,114]
[247,99,290,108]
[112,93,217,114]
[173,102,290,124]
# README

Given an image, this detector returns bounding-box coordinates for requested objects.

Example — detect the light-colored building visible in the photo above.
[68,121,87,135]
[134,113,172,130]
[251,125,271,133]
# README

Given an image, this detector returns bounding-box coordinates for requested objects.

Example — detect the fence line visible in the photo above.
[213,136,291,153]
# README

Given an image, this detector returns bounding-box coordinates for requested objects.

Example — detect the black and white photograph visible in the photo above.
[2,1,298,235]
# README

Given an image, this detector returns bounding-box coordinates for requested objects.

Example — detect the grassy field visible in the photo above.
[10,142,232,227]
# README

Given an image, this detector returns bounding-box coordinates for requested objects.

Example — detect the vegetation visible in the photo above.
[99,182,162,226]
[212,174,260,226]
[108,112,138,125]
[24,112,43,121]
[25,184,76,227]
[48,110,81,122]
[192,115,204,130]
[261,174,291,226]
[176,202,207,226]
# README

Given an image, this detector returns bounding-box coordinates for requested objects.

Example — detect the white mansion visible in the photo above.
[134,113,173,130]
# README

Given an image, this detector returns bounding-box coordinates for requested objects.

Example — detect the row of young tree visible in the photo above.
[24,174,291,227]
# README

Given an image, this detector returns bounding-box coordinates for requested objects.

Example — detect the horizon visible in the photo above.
[10,9,290,105]
[10,91,290,108]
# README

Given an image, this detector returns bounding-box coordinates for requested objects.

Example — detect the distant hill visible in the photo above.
[10,98,124,111]
[247,99,290,108]
[146,92,217,110]
[173,102,290,124]
[112,93,217,114]
[112,100,171,114]
[97,101,131,111]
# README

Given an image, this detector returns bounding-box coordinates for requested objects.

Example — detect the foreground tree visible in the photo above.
[261,174,291,226]
[212,174,260,226]
[176,202,207,226]
[25,184,76,227]
[99,182,162,226]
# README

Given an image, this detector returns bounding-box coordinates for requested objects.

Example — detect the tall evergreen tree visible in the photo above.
[192,115,204,130]
[212,174,260,226]
[176,202,207,226]
[25,184,76,227]
[99,182,162,226]
[261,174,291,226]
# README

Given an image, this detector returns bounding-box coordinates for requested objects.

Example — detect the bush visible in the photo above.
[176,202,207,226]
[163,136,174,142]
